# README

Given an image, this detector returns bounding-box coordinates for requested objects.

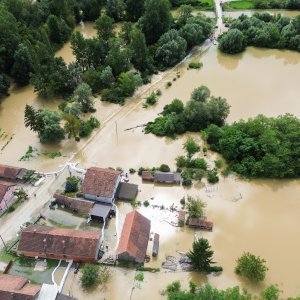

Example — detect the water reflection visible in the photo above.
[216,48,244,70]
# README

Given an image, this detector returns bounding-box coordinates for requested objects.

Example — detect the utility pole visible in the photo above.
[115,121,118,145]
[0,234,6,249]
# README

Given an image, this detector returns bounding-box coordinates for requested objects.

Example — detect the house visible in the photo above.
[188,217,213,231]
[154,172,182,184]
[116,182,138,201]
[141,171,154,182]
[0,181,16,212]
[0,274,41,300]
[0,164,30,182]
[117,211,151,264]
[53,194,93,216]
[18,225,101,262]
[80,168,121,204]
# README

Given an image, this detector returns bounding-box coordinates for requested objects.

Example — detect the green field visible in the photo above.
[222,0,255,10]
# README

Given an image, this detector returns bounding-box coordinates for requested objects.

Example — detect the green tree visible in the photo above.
[162,99,184,115]
[80,263,100,287]
[218,29,246,54]
[71,32,89,71]
[130,28,149,71]
[187,238,214,272]
[105,38,131,76]
[65,176,79,193]
[125,0,145,21]
[24,105,44,133]
[0,74,10,98]
[73,83,95,113]
[11,42,35,86]
[235,252,268,282]
[186,196,206,218]
[176,4,192,27]
[64,114,81,140]
[155,29,187,68]
[95,14,115,41]
[100,66,115,88]
[191,86,210,102]
[140,0,172,44]
[183,137,200,158]
[262,285,280,300]
[47,15,61,44]
[107,0,126,21]
[179,23,205,49]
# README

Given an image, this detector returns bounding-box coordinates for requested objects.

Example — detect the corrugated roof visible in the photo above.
[116,182,138,201]
[0,274,41,299]
[81,168,120,198]
[18,225,100,260]
[90,203,112,218]
[117,211,151,263]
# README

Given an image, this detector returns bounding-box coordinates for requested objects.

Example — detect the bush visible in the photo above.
[182,171,192,186]
[65,176,79,193]
[188,62,203,69]
[79,117,100,138]
[129,168,136,174]
[207,169,219,184]
[135,272,144,281]
[156,89,162,96]
[146,92,158,105]
[166,81,172,88]
[218,29,246,54]
[159,164,170,172]
[186,196,206,218]
[81,264,100,287]
[180,198,185,205]
[143,200,150,207]
[215,159,223,169]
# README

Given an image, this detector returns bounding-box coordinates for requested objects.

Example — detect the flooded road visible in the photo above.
[0,17,300,299]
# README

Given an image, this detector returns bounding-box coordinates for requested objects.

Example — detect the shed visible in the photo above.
[188,217,213,231]
[152,233,159,257]
[89,203,112,222]
[116,182,138,201]
[154,172,182,184]
[141,171,154,182]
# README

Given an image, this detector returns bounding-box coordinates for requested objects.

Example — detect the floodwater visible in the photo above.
[0,18,300,299]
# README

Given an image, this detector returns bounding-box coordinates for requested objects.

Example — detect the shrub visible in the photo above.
[176,155,187,168]
[143,200,150,207]
[81,264,100,287]
[156,89,162,96]
[159,164,170,172]
[215,159,223,169]
[146,92,158,105]
[180,198,185,205]
[135,272,144,281]
[207,169,219,184]
[188,62,203,69]
[129,168,136,174]
[193,158,207,170]
[166,81,172,88]
[65,176,79,193]
[186,196,206,218]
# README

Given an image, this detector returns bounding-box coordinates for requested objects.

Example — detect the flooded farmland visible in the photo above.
[1,15,300,300]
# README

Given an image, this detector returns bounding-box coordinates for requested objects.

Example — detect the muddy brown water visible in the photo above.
[0,20,300,299]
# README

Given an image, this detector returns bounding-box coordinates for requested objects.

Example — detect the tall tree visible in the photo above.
[130,28,149,71]
[95,14,115,41]
[106,0,126,21]
[24,105,44,133]
[140,0,172,44]
[187,238,214,272]
[64,114,81,140]
[125,0,145,21]
[0,74,10,99]
[73,83,94,113]
[11,42,35,86]
[71,31,89,71]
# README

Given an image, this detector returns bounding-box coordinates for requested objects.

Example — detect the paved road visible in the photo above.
[214,0,225,38]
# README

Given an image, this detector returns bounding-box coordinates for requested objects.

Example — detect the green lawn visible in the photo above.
[222,0,255,10]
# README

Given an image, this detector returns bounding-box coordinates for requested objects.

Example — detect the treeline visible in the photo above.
[0,0,213,103]
[145,86,230,137]
[0,0,106,97]
[253,0,300,9]
[218,14,300,54]
[72,3,213,104]
[204,114,300,178]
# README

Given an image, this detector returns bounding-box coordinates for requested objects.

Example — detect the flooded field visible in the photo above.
[0,15,300,299]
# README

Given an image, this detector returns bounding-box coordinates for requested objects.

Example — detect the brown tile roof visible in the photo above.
[18,225,100,260]
[0,181,15,202]
[188,217,213,231]
[141,171,154,182]
[54,194,93,214]
[0,274,41,299]
[0,164,23,180]
[81,168,120,198]
[117,211,151,263]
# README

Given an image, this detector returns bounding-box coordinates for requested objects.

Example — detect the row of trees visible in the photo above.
[219,14,300,54]
[252,0,300,9]
[204,114,300,178]
[145,86,230,137]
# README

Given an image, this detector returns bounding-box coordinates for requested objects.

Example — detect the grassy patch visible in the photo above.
[42,151,62,159]
[135,272,144,281]
[196,0,215,10]
[222,0,255,10]
[47,219,76,229]
[188,62,203,69]
[0,249,16,263]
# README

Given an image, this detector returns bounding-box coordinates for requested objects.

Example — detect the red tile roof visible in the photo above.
[0,181,15,203]
[0,164,23,180]
[141,171,154,181]
[18,225,100,261]
[54,194,93,214]
[188,217,213,231]
[117,211,151,263]
[81,168,120,198]
[0,274,41,299]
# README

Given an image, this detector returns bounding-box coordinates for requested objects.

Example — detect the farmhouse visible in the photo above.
[0,181,16,212]
[81,167,121,204]
[0,274,41,300]
[117,211,151,263]
[18,225,101,262]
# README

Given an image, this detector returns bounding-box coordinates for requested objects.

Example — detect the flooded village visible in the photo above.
[0,0,300,299]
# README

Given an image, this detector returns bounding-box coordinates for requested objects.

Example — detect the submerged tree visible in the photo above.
[186,196,206,218]
[73,83,95,113]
